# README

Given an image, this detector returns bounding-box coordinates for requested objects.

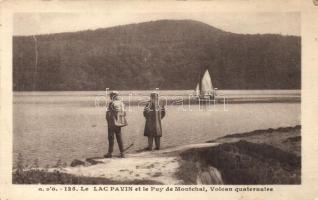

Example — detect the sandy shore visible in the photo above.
[13,125,301,184]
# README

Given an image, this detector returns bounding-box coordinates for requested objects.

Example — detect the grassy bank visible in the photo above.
[179,140,300,184]
[178,125,301,184]
[209,125,301,156]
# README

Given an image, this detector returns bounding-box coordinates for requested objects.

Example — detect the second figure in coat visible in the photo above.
[143,92,165,151]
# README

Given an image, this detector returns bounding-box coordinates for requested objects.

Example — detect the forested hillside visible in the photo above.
[13,20,301,91]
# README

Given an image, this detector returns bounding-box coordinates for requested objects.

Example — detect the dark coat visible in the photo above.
[143,102,165,137]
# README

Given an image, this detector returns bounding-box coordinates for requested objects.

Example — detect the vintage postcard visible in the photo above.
[0,0,318,199]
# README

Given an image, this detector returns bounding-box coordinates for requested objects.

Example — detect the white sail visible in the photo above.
[195,83,200,96]
[200,69,213,96]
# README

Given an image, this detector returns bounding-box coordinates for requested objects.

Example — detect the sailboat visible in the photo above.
[195,69,216,100]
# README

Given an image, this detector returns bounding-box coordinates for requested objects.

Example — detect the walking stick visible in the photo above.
[123,142,134,152]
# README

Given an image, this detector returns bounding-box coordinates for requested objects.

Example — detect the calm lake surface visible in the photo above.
[13,90,301,167]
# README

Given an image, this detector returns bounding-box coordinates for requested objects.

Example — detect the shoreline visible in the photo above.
[13,125,301,185]
[14,96,300,106]
[13,90,301,106]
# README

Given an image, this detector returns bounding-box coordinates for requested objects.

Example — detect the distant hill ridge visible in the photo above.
[13,19,301,91]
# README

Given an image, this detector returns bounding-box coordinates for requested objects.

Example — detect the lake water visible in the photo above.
[13,90,301,167]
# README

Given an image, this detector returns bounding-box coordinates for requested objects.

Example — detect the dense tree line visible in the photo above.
[13,20,301,91]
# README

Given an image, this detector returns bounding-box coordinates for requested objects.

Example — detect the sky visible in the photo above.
[13,12,300,36]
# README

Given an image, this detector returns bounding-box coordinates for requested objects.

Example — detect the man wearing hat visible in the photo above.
[105,91,127,158]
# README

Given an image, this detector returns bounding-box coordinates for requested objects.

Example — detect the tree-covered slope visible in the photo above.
[13,20,301,91]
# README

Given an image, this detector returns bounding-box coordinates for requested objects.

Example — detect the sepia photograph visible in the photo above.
[10,10,302,186]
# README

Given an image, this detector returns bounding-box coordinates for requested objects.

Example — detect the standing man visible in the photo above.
[143,92,166,150]
[105,91,127,158]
